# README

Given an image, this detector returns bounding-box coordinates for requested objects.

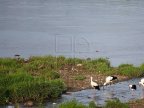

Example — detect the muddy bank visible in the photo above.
[58,67,129,92]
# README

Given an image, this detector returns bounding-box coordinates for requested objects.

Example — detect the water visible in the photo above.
[42,78,144,107]
[3,78,144,108]
[61,78,143,106]
[0,0,144,66]
[0,0,144,107]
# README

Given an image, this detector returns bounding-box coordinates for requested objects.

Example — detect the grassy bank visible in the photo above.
[0,56,144,105]
[0,57,66,105]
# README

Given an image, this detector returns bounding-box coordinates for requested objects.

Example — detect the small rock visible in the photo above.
[24,100,33,107]
[76,64,83,67]
[24,58,29,63]
[14,54,20,60]
[64,92,72,95]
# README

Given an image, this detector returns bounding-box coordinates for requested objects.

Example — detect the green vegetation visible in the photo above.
[88,101,100,108]
[104,99,129,108]
[0,72,65,104]
[0,55,144,106]
[74,75,86,81]
[59,100,87,108]
[83,58,111,72]
[0,57,66,104]
[58,99,129,108]
[118,64,143,78]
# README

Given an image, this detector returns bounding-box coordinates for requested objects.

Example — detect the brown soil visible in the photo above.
[58,65,128,92]
[129,99,144,108]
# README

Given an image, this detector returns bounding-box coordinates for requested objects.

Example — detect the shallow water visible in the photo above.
[3,78,144,108]
[63,78,143,105]
[0,0,144,66]
[46,78,144,107]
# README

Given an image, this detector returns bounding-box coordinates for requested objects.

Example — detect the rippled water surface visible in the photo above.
[0,0,144,66]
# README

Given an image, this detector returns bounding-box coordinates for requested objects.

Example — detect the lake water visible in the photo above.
[0,0,144,66]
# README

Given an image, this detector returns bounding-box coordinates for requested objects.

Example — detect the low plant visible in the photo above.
[83,58,111,73]
[118,64,143,78]
[0,72,65,104]
[88,101,100,108]
[74,75,86,81]
[140,63,144,72]
[59,99,87,108]
[104,99,129,108]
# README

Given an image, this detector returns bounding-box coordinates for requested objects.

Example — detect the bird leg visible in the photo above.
[131,90,135,96]
[142,88,144,98]
[102,85,104,91]
[92,89,96,100]
[109,82,111,90]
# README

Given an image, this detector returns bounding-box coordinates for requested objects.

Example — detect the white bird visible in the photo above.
[139,78,144,87]
[139,78,144,98]
[90,77,100,90]
[103,76,118,86]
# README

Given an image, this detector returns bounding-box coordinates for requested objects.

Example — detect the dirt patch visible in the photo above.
[58,65,129,92]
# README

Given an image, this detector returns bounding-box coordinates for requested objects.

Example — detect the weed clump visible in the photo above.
[104,99,129,108]
[118,64,143,78]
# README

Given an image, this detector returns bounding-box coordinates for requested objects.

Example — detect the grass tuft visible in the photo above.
[74,75,86,81]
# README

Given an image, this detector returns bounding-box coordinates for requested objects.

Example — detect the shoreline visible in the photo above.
[0,56,144,107]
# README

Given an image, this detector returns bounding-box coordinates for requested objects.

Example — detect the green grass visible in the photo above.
[58,99,129,108]
[74,75,86,81]
[59,100,87,108]
[104,99,129,108]
[83,58,111,73]
[140,63,144,72]
[117,64,143,78]
[2,55,141,78]
[1,56,144,105]
[0,71,65,104]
